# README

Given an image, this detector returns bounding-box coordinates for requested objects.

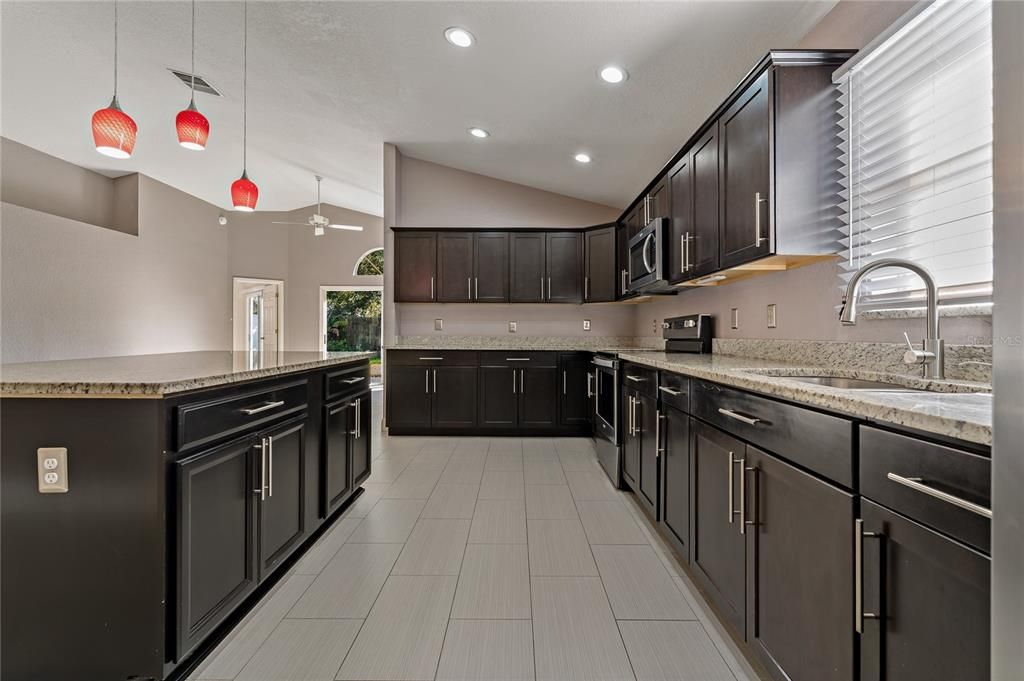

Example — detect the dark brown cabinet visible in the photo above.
[719,70,771,269]
[257,418,307,579]
[624,203,644,240]
[479,366,518,428]
[394,231,437,302]
[859,499,990,681]
[436,233,475,302]
[622,384,639,490]
[545,232,583,303]
[350,390,372,487]
[558,353,591,427]
[616,224,631,299]
[386,361,477,431]
[660,404,689,560]
[622,386,658,519]
[745,446,854,681]
[519,366,559,428]
[477,359,557,432]
[584,225,616,302]
[386,365,433,429]
[509,232,547,303]
[667,153,693,283]
[690,124,721,277]
[474,232,510,302]
[175,436,258,658]
[323,400,353,516]
[431,366,478,429]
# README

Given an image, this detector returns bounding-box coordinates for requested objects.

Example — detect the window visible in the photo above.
[354,248,384,276]
[835,0,993,309]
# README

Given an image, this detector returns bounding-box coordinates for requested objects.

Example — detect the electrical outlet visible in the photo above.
[652,319,659,334]
[583,319,591,331]
[509,321,517,333]
[434,318,443,331]
[37,447,68,493]
[767,304,777,328]
[731,308,740,330]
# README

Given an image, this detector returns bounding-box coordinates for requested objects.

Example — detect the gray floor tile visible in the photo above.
[592,545,695,620]
[558,450,599,472]
[408,450,453,470]
[345,482,389,518]
[469,499,528,544]
[576,500,648,545]
[525,485,579,520]
[619,621,735,681]
[235,619,361,681]
[440,466,486,485]
[436,620,535,681]
[673,574,760,681]
[337,575,458,681]
[488,438,524,453]
[347,498,426,543]
[521,438,557,454]
[479,470,526,500]
[393,518,471,576]
[453,437,492,453]
[198,574,315,680]
[566,469,619,500]
[452,544,531,619]
[422,483,479,519]
[531,577,636,681]
[289,543,402,619]
[528,518,598,576]
[366,457,410,484]
[523,455,567,484]
[381,467,442,499]
[291,517,363,575]
[486,451,524,471]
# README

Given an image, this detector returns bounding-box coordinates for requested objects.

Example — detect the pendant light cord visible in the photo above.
[242,0,247,171]
[113,0,118,98]
[190,0,196,100]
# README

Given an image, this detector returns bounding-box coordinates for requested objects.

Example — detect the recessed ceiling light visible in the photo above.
[468,127,490,138]
[599,65,628,84]
[574,153,592,164]
[444,26,474,48]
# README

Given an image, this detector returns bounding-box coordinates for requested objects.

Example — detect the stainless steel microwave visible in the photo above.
[627,217,673,293]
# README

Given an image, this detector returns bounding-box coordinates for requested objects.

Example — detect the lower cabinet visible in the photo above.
[660,404,689,560]
[350,390,372,487]
[622,385,640,489]
[859,499,990,681]
[479,366,518,427]
[622,386,659,519]
[519,366,558,429]
[387,364,477,431]
[432,366,478,429]
[324,390,372,518]
[257,418,307,579]
[478,364,558,431]
[386,365,433,429]
[559,353,592,427]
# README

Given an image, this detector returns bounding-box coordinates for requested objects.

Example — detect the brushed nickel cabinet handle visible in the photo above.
[520,369,525,393]
[563,370,567,395]
[268,436,274,498]
[626,375,645,382]
[474,277,478,299]
[743,464,757,531]
[506,358,531,361]
[655,409,662,456]
[430,275,435,300]
[547,277,552,300]
[468,277,472,300]
[256,437,267,500]
[886,472,992,518]
[418,356,444,361]
[855,519,882,633]
[718,408,761,426]
[433,369,437,394]
[342,376,366,384]
[658,386,682,396]
[738,456,746,534]
[425,369,430,393]
[727,451,735,524]
[241,400,285,416]
[754,192,768,246]
[584,276,589,300]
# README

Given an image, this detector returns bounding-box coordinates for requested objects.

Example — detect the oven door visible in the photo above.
[594,364,618,437]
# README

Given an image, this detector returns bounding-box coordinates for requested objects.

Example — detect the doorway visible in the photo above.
[233,277,285,353]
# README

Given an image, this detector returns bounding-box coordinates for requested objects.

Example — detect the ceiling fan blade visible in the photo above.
[328,224,364,231]
[271,221,309,226]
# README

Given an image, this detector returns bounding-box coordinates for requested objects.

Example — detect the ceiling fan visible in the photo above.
[272,175,364,236]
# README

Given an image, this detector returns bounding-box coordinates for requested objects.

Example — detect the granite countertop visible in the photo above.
[388,335,663,352]
[616,351,992,446]
[0,351,377,398]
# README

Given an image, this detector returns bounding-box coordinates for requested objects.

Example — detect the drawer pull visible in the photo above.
[886,472,992,519]
[626,375,645,382]
[506,358,531,361]
[342,376,366,384]
[418,356,444,361]
[718,408,761,426]
[658,386,682,396]
[240,400,285,416]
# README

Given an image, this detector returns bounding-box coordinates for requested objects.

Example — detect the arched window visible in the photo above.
[353,248,384,276]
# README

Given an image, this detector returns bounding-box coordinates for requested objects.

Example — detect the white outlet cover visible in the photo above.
[583,320,591,331]
[509,321,517,333]
[731,308,740,330]
[37,447,68,493]
[434,318,443,331]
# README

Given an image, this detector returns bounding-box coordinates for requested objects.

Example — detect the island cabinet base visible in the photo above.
[0,358,372,681]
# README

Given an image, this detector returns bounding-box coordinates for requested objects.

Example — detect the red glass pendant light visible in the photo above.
[231,0,258,211]
[176,0,209,150]
[92,0,137,159]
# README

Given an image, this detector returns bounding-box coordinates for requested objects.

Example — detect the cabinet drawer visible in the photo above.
[860,427,991,553]
[176,380,308,451]
[657,372,689,413]
[621,363,658,398]
[478,351,557,367]
[387,350,478,366]
[692,380,853,487]
[325,363,370,400]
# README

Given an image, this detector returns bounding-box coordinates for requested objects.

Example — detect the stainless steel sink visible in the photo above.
[777,375,929,392]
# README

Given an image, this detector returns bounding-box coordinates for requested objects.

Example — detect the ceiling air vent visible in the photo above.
[168,69,221,96]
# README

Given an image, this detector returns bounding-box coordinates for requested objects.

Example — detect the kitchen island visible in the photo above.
[1,350,375,681]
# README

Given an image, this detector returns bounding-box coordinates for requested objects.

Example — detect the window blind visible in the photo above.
[835,0,993,309]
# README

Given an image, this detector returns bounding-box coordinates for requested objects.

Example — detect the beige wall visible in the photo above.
[388,148,626,343]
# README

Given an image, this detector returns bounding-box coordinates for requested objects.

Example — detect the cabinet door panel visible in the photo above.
[474,232,509,302]
[519,367,558,429]
[176,437,257,658]
[394,232,437,302]
[860,499,990,681]
[259,419,306,578]
[545,232,583,303]
[621,387,639,490]
[350,391,372,487]
[691,124,721,277]
[637,394,659,519]
[386,366,432,429]
[616,224,630,299]
[559,354,591,427]
[323,401,352,517]
[437,233,474,302]
[661,407,689,560]
[746,447,854,681]
[584,226,616,302]
[432,366,478,429]
[509,233,546,302]
[667,155,693,283]
[691,419,746,633]
[478,366,518,428]
[720,71,771,269]
[648,176,669,222]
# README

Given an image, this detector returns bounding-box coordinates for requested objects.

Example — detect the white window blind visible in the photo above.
[835,0,993,309]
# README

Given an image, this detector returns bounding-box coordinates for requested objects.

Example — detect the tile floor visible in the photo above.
[188,389,760,681]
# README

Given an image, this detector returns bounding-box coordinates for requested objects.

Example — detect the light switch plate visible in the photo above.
[767,304,777,328]
[583,319,591,331]
[37,447,69,493]
[731,308,740,330]
[434,318,443,331]
[508,321,517,333]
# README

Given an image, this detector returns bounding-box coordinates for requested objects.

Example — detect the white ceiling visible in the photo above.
[1,1,836,216]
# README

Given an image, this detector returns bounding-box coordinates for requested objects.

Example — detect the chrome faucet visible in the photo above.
[839,258,945,379]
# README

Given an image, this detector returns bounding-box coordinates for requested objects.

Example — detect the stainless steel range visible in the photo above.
[591,353,622,488]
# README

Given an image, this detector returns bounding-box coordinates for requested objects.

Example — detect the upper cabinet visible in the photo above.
[437,232,510,303]
[474,232,510,302]
[545,232,583,303]
[584,225,616,302]
[394,231,437,302]
[509,232,547,303]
